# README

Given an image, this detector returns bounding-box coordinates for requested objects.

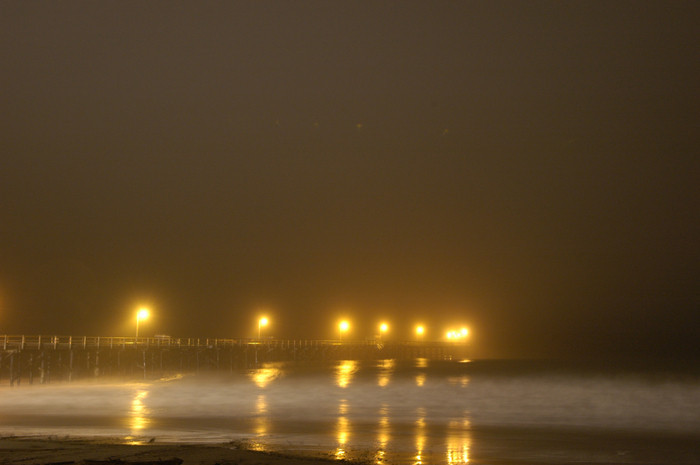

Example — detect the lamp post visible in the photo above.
[446,327,469,341]
[135,308,149,338]
[258,316,268,340]
[379,322,388,341]
[339,320,349,341]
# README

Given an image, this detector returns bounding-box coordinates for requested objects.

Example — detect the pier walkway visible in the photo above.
[0,335,466,385]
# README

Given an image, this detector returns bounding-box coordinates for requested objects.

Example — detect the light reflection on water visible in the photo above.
[249,366,281,388]
[376,404,391,464]
[335,360,358,388]
[1,359,700,464]
[335,399,351,460]
[251,393,269,451]
[377,359,394,388]
[446,420,471,465]
[415,408,427,465]
[447,375,469,387]
[247,365,278,451]
[126,388,150,444]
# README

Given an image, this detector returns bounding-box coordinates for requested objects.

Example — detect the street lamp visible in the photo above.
[136,308,149,338]
[416,325,425,338]
[379,322,388,341]
[339,320,349,341]
[258,316,269,340]
[446,327,469,341]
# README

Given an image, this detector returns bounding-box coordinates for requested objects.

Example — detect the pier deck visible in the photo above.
[0,335,467,385]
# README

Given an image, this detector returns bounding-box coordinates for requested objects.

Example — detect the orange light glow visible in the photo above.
[446,327,470,341]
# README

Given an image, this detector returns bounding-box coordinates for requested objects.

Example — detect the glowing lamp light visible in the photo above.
[446,327,470,341]
[135,308,150,338]
[338,320,350,341]
[377,322,389,342]
[416,325,425,336]
[258,316,269,339]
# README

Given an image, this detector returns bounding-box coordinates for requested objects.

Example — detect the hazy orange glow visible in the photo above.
[335,360,358,388]
[250,366,281,388]
[446,327,469,341]
[339,320,350,333]
[126,389,150,443]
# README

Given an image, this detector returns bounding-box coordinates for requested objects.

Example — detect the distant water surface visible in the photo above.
[1,359,699,464]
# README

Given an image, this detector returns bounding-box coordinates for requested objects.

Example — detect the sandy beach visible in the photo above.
[4,433,700,465]
[0,437,360,465]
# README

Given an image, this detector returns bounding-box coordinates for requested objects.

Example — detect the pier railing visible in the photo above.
[1,335,451,351]
[0,335,467,385]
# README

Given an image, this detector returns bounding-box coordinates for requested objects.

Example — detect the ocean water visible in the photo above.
[1,359,699,464]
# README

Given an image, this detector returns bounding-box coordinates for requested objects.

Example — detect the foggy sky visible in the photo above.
[1,1,698,358]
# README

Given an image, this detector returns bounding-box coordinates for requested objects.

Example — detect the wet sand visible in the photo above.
[0,436,354,465]
[3,433,699,465]
[4,432,700,465]
[2,359,699,464]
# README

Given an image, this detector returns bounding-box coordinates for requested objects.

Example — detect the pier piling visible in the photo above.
[0,335,468,385]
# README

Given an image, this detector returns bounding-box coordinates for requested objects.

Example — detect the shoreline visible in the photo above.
[0,436,358,465]
[3,430,700,465]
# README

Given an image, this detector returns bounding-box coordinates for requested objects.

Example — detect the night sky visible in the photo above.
[1,1,698,359]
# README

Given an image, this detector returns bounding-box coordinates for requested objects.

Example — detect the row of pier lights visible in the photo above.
[134,308,469,342]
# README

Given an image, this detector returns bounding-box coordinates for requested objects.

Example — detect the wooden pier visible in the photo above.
[0,335,467,385]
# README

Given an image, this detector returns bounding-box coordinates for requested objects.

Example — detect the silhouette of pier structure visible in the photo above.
[0,335,467,385]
